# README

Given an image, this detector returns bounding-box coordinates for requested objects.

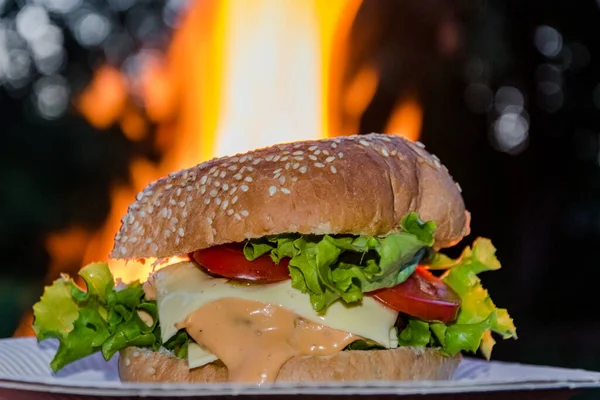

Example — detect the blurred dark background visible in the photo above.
[1,0,599,388]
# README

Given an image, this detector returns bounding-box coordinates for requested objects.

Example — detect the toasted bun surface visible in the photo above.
[111,133,469,259]
[118,346,461,383]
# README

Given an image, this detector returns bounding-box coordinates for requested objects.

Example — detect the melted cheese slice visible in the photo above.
[151,262,399,368]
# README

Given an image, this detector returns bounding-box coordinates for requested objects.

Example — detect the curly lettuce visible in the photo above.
[244,213,436,311]
[32,263,167,372]
[397,238,517,358]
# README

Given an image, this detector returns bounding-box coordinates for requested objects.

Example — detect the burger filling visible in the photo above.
[32,213,516,383]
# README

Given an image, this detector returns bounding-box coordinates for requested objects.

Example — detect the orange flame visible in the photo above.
[17,0,424,336]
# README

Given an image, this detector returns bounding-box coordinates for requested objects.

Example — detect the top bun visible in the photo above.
[111,133,469,259]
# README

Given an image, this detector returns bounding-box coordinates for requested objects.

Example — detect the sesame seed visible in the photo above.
[222,183,229,191]
[231,157,239,163]
[230,187,237,195]
[330,165,337,174]
[234,213,242,220]
[119,246,127,255]
[178,228,185,237]
[234,173,243,180]
[178,201,185,207]
[279,176,286,184]
[415,141,425,148]
[299,166,307,174]
[207,217,213,224]
[308,145,317,151]
[136,192,143,201]
[244,176,253,182]
[212,170,219,177]
[182,210,188,217]
[293,150,304,155]
[228,165,238,171]
[186,185,193,191]
[165,184,173,190]
[455,182,462,192]
[323,150,330,156]
[222,200,229,209]
[269,186,277,196]
[274,173,281,179]
[293,156,305,161]
[315,162,325,168]
[127,214,134,224]
[211,228,217,235]
[210,189,218,197]
[325,156,335,163]
[164,230,171,238]
[273,168,283,174]
[338,152,344,158]
[215,198,221,206]
[309,155,317,161]
[219,171,226,178]
[291,176,298,182]
[281,188,291,194]
[160,208,168,218]
[209,166,217,173]
[227,209,234,216]
[433,159,441,169]
[214,180,221,187]
[200,185,206,194]
[285,162,291,170]
[240,156,248,163]
[292,163,299,169]
[273,155,281,162]
[382,148,389,157]
[246,166,254,172]
[331,142,338,148]
[381,136,392,142]
[281,156,289,162]
[175,237,181,245]
[240,210,249,217]
[232,195,239,204]
[176,188,182,196]
[359,139,370,147]
[252,159,261,165]
[240,185,249,192]
[169,199,176,206]
[314,149,321,155]
[150,243,158,252]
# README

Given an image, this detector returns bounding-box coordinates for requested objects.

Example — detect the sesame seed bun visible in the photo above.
[118,346,462,383]
[111,133,469,259]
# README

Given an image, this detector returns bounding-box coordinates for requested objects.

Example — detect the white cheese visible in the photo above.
[152,262,399,369]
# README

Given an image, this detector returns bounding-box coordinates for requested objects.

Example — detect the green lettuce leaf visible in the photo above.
[402,238,518,358]
[32,263,163,372]
[397,319,432,347]
[245,212,436,311]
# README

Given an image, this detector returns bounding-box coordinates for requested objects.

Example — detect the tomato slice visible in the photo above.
[371,267,460,323]
[191,243,290,282]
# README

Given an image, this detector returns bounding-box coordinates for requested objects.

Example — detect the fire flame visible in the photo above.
[15,0,424,336]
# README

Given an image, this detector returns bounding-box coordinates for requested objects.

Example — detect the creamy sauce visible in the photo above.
[177,298,357,384]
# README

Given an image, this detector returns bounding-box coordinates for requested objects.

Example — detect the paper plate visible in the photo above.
[0,338,599,398]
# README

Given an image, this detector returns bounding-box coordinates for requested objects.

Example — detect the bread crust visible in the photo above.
[111,133,469,259]
[118,346,462,383]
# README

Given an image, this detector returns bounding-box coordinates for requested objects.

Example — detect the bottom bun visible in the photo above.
[118,346,462,383]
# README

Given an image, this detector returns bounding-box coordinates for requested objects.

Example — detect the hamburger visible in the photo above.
[32,133,516,385]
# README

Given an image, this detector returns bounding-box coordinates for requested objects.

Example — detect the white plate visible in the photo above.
[0,338,599,397]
